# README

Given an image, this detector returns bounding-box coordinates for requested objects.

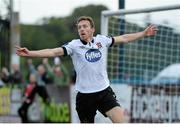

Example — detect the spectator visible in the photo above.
[27,59,51,104]
[0,67,10,85]
[43,57,69,86]
[18,73,37,123]
[10,64,24,87]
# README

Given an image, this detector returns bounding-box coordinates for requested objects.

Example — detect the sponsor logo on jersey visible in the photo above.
[85,49,102,62]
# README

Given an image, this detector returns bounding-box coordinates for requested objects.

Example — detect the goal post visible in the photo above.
[101,5,180,123]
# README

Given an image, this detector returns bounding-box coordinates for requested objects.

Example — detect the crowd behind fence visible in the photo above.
[0,57,72,123]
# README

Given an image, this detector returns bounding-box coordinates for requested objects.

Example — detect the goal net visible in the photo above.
[101,5,180,123]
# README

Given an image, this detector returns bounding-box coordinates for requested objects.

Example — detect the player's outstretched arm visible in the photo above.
[15,46,64,57]
[113,24,157,44]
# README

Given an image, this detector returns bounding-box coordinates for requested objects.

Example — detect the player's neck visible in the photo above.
[80,37,93,44]
[85,36,93,43]
[87,39,93,43]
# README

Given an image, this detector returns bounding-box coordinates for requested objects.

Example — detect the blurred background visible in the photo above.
[0,0,180,123]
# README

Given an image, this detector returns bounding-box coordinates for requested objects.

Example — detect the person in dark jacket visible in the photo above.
[18,73,37,123]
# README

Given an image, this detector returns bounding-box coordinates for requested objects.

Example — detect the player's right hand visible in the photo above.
[15,46,30,57]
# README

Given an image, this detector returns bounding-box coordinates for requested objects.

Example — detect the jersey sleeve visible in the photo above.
[62,40,75,56]
[98,35,114,47]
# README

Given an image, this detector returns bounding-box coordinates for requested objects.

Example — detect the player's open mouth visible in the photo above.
[81,33,86,36]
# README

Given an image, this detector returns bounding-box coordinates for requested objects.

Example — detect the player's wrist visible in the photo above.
[141,31,146,37]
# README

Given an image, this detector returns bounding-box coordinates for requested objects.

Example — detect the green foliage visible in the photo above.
[42,102,70,122]
[21,25,57,49]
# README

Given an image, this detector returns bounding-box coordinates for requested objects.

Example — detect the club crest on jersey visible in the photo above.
[96,42,102,48]
[85,49,102,62]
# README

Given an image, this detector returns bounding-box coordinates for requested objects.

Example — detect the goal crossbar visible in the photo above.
[101,4,180,35]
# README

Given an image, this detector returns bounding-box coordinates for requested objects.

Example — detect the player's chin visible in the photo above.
[80,35,86,40]
[80,36,84,40]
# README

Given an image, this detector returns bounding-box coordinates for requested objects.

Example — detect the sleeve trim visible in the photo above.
[109,37,115,47]
[62,47,68,56]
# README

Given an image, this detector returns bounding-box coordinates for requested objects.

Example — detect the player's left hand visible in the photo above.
[144,25,158,36]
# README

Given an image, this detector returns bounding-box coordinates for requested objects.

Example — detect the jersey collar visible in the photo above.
[80,38,94,45]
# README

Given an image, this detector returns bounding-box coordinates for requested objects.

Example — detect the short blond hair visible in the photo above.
[76,16,95,28]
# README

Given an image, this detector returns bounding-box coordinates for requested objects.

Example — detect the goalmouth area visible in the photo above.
[101,4,180,123]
